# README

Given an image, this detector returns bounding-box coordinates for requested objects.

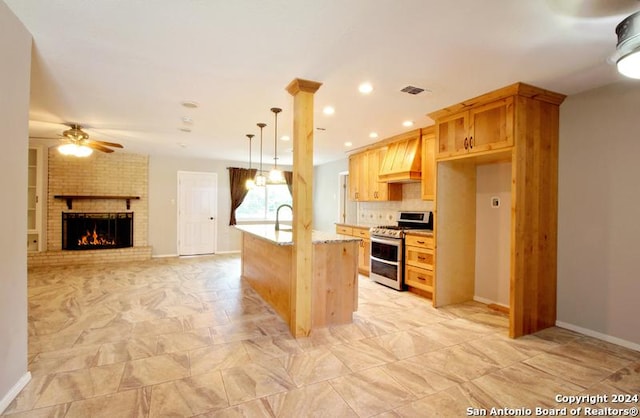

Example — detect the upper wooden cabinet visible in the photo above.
[348,152,367,201]
[348,149,401,202]
[434,97,514,159]
[421,126,435,200]
[428,82,567,338]
[378,129,422,182]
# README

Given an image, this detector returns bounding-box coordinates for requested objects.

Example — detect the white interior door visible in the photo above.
[178,171,217,255]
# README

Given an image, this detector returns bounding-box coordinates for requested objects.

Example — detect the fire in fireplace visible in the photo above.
[62,212,133,250]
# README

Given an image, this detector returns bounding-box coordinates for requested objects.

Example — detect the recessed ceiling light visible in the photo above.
[182,116,193,125]
[280,135,290,141]
[179,127,192,133]
[344,141,353,147]
[369,132,379,139]
[181,101,199,109]
[358,82,373,94]
[177,142,187,148]
[402,120,414,127]
[323,106,335,115]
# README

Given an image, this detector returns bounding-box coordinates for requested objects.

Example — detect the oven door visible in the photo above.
[370,236,404,290]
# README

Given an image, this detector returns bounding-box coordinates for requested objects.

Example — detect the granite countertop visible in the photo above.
[235,224,361,246]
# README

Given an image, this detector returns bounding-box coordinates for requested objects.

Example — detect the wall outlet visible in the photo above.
[491,197,500,208]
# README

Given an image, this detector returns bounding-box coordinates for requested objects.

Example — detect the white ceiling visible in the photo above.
[6,0,640,165]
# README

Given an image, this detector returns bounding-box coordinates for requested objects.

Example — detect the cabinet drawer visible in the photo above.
[405,246,434,270]
[353,227,370,239]
[405,234,433,248]
[405,265,434,292]
[336,225,353,235]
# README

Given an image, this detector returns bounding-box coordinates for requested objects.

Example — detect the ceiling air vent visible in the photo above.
[400,85,425,95]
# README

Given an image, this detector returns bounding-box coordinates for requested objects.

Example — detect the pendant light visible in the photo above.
[615,10,640,79]
[268,107,285,184]
[255,123,267,187]
[245,134,256,190]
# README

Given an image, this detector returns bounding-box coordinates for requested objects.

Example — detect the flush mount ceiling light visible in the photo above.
[402,120,414,127]
[615,10,640,79]
[322,105,335,115]
[369,132,379,139]
[358,82,373,94]
[181,100,199,109]
[344,141,353,147]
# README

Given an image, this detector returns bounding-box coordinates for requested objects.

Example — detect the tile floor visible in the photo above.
[3,254,639,417]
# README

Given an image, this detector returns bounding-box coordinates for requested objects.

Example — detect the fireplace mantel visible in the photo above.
[54,195,141,210]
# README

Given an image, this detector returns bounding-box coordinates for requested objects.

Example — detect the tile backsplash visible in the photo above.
[357,183,434,226]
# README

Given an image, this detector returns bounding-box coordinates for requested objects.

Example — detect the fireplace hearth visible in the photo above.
[62,212,133,250]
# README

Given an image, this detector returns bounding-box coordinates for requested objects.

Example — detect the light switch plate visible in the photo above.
[491,197,500,208]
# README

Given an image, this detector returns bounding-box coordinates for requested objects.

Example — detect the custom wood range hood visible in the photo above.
[378,128,423,183]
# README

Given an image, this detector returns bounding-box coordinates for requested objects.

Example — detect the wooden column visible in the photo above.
[286,78,322,337]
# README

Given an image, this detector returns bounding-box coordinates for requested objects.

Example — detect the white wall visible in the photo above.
[474,162,511,307]
[558,80,640,347]
[313,158,349,232]
[0,0,31,411]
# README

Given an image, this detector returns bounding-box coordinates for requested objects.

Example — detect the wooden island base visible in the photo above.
[239,227,359,333]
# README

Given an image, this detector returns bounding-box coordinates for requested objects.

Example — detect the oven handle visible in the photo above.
[370,255,400,266]
[370,236,403,247]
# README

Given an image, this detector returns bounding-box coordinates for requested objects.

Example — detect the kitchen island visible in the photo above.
[235,224,361,331]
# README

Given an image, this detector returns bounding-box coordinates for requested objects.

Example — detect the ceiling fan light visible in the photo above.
[75,145,93,157]
[617,49,640,78]
[58,143,77,155]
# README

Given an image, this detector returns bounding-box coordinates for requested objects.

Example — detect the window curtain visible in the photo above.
[284,170,293,196]
[228,167,257,225]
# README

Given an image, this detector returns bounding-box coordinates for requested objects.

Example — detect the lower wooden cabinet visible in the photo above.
[404,234,434,295]
[336,225,370,276]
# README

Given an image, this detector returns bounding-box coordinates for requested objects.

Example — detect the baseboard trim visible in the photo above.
[151,254,178,258]
[0,372,31,414]
[215,250,240,255]
[555,320,640,352]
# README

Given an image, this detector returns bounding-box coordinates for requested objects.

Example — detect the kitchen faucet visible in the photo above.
[275,204,292,231]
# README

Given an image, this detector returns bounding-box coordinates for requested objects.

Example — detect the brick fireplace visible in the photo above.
[27,150,152,267]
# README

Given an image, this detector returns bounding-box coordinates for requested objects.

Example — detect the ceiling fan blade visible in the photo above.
[90,140,123,148]
[85,143,114,153]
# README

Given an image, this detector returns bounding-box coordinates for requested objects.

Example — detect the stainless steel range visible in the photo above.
[369,211,433,290]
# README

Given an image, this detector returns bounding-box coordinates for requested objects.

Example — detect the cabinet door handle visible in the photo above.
[418,256,426,260]
[416,240,425,244]
[469,136,474,149]
[417,276,426,281]
[464,137,468,150]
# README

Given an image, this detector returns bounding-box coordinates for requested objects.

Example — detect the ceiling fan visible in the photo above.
[57,124,124,155]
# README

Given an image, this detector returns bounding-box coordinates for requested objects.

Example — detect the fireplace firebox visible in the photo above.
[62,212,133,250]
